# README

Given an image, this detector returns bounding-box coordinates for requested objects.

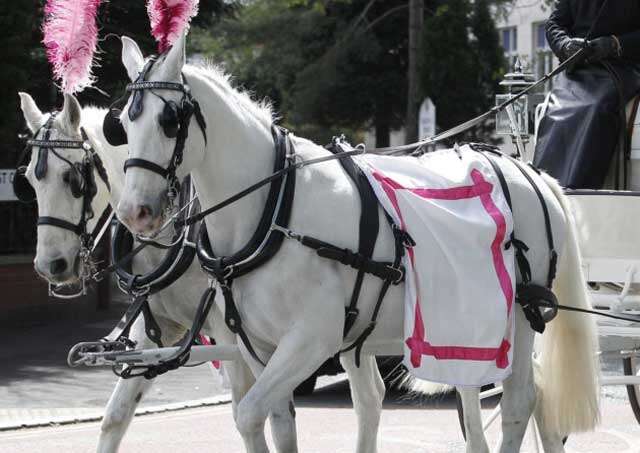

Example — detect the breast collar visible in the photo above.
[196,125,296,282]
[111,176,200,297]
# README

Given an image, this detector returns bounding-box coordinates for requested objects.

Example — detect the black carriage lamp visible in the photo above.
[496,59,536,156]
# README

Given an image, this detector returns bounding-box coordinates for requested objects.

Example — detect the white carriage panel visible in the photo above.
[569,194,640,261]
[581,258,640,283]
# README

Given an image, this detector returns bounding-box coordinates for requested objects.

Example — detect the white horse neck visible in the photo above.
[183,66,279,256]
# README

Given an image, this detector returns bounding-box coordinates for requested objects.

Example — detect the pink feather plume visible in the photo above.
[43,0,102,93]
[147,0,199,53]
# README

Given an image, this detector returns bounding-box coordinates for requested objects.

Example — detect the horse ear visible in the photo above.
[121,36,145,82]
[160,32,186,80]
[18,92,45,133]
[59,93,82,134]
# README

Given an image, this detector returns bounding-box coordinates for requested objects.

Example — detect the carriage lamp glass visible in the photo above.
[495,58,535,138]
[495,95,529,137]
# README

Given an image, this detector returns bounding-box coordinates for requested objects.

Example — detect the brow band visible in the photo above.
[26,139,85,149]
[126,81,187,93]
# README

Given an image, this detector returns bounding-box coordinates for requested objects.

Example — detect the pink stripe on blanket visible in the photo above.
[371,168,513,369]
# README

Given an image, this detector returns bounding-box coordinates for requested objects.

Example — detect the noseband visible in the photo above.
[106,57,207,206]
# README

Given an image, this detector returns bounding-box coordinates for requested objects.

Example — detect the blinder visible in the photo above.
[103,100,128,147]
[159,100,180,138]
[13,166,36,203]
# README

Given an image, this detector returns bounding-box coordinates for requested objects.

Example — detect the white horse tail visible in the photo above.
[537,172,600,435]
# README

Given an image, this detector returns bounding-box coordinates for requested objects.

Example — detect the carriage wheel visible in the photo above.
[622,357,640,424]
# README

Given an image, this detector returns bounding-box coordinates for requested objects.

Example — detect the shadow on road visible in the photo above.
[295,379,500,412]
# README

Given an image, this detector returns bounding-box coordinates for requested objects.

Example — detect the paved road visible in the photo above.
[0,300,227,410]
[1,380,640,452]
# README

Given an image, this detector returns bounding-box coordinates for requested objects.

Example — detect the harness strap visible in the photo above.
[328,138,381,338]
[124,158,169,178]
[509,160,558,287]
[220,282,266,366]
[479,150,531,284]
[37,216,84,235]
[119,286,217,380]
[340,214,405,366]
[295,234,403,283]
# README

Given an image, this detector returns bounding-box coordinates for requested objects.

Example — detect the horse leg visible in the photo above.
[497,308,536,453]
[533,401,566,453]
[97,314,185,453]
[235,328,339,453]
[340,352,385,453]
[458,387,490,453]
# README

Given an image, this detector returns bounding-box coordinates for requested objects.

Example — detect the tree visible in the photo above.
[419,0,506,143]
[192,0,410,147]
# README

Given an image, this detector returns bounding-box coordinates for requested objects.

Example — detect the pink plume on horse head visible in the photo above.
[147,0,199,53]
[43,0,102,93]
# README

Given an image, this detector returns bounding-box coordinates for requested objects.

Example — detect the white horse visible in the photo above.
[115,33,599,453]
[17,92,311,453]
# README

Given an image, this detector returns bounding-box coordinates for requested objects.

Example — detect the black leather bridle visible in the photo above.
[112,57,207,206]
[16,112,113,297]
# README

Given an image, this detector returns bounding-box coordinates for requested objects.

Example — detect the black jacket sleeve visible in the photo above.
[619,30,640,62]
[545,0,573,60]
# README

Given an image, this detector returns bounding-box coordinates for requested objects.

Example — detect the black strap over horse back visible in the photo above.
[327,139,381,338]
[478,147,559,333]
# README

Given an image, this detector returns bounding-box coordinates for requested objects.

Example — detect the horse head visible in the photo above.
[18,92,107,285]
[115,34,205,235]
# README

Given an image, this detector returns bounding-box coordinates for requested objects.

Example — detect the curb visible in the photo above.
[0,393,232,432]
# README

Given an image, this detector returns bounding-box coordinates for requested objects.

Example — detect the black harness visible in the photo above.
[105,56,406,369]
[473,144,560,333]
[196,132,405,367]
[68,178,206,376]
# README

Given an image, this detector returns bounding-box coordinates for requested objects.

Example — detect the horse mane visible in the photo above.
[183,62,276,128]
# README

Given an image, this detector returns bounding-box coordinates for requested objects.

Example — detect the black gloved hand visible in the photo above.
[561,38,590,73]
[560,38,588,62]
[586,36,621,63]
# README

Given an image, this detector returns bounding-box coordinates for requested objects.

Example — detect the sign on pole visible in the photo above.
[0,169,18,201]
[418,98,436,140]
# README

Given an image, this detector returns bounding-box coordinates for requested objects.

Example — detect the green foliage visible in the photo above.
[419,0,505,142]
[191,0,410,145]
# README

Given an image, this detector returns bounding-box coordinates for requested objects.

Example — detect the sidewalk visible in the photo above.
[0,296,229,429]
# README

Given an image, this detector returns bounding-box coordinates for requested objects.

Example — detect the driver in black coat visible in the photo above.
[534,0,640,189]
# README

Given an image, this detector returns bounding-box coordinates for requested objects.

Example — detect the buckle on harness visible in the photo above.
[392,224,415,248]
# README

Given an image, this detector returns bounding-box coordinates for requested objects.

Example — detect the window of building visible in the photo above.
[500,26,518,69]
[533,22,554,88]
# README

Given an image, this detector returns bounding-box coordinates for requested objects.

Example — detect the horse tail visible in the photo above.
[537,172,600,436]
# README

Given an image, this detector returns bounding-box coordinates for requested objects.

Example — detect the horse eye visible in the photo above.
[62,170,71,184]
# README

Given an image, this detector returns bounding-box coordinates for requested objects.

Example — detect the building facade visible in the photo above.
[495,0,557,79]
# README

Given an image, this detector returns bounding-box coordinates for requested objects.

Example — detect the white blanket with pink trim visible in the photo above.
[355,146,516,386]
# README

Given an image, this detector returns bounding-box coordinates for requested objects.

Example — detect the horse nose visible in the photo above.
[119,202,156,233]
[49,258,68,276]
